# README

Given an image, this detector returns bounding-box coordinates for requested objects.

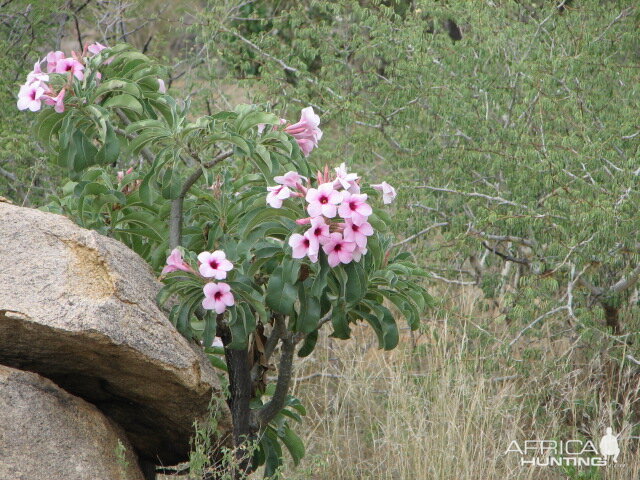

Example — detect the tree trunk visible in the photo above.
[602,302,621,334]
[219,325,257,478]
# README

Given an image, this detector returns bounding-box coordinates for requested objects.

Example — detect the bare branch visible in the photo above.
[509,306,569,347]
[482,242,529,266]
[468,228,536,247]
[169,149,233,248]
[392,222,449,248]
[611,263,640,294]
[253,334,296,429]
[416,185,529,209]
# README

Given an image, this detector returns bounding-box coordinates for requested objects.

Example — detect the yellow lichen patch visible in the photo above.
[65,241,115,299]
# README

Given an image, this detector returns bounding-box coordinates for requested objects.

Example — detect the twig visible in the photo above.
[169,149,233,248]
[428,272,475,286]
[591,7,635,44]
[392,222,448,248]
[482,242,529,266]
[416,185,529,209]
[508,306,568,347]
[468,229,536,247]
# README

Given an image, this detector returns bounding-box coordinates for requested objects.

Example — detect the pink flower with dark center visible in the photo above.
[17,83,45,112]
[322,232,357,267]
[87,42,107,55]
[284,107,322,156]
[338,192,372,224]
[43,88,66,113]
[372,181,397,204]
[198,250,234,279]
[306,182,343,218]
[274,171,306,188]
[161,248,193,274]
[55,57,84,80]
[202,282,235,314]
[267,185,291,208]
[343,219,374,249]
[46,51,65,73]
[288,232,319,262]
[306,216,331,245]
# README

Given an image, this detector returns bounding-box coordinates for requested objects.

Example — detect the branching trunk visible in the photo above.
[218,325,256,477]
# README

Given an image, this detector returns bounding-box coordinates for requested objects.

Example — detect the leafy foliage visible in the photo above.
[24,42,431,476]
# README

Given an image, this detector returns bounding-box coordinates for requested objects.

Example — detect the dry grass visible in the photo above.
[280,286,640,480]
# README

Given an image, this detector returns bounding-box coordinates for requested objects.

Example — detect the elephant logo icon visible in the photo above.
[599,427,620,463]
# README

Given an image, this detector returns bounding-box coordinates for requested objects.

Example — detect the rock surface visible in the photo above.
[0,202,231,465]
[0,365,144,480]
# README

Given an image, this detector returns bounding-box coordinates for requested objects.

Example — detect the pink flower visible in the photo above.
[202,282,235,314]
[306,216,331,245]
[17,83,45,112]
[87,42,107,55]
[161,248,193,274]
[352,245,368,262]
[117,167,134,182]
[323,233,357,267]
[306,182,343,218]
[55,57,84,80]
[274,171,305,188]
[267,185,291,208]
[288,232,319,262]
[157,78,166,93]
[334,163,359,191]
[26,61,49,85]
[343,219,374,249]
[198,250,233,279]
[338,192,372,224]
[284,107,322,156]
[372,181,397,204]
[43,88,66,113]
[46,51,65,73]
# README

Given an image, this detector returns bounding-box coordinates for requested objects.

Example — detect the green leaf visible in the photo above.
[103,94,143,114]
[330,304,351,340]
[296,281,321,334]
[95,123,120,165]
[238,111,279,134]
[343,261,367,305]
[310,251,330,297]
[297,330,318,357]
[266,266,297,316]
[93,79,141,99]
[279,426,305,466]
[71,130,98,172]
[228,303,256,349]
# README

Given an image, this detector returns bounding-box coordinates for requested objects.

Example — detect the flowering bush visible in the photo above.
[21,43,431,477]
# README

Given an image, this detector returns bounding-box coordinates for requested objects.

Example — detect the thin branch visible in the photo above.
[482,241,529,266]
[392,222,448,248]
[591,7,635,44]
[416,185,529,209]
[508,306,568,347]
[428,272,475,286]
[468,228,536,247]
[169,149,233,248]
[253,334,296,429]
